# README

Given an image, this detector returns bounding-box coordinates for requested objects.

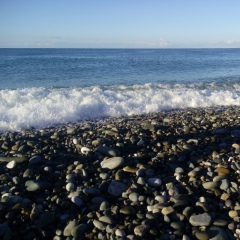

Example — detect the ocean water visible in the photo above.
[0,48,240,132]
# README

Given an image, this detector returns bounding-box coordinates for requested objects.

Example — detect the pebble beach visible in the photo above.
[0,106,240,240]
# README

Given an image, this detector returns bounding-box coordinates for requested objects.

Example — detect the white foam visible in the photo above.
[0,83,240,132]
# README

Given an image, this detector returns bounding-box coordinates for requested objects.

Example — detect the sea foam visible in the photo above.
[0,83,239,132]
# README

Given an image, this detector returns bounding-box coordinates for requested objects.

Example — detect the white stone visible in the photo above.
[6,160,16,169]
[81,147,91,154]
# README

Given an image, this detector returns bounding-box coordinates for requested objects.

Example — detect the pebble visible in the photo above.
[71,196,83,206]
[97,146,119,157]
[6,160,16,169]
[108,180,128,197]
[202,181,218,190]
[147,177,162,187]
[189,213,212,226]
[208,226,228,240]
[129,192,139,202]
[134,225,149,237]
[29,155,42,165]
[63,219,78,237]
[100,157,124,170]
[0,106,239,239]
[25,180,51,191]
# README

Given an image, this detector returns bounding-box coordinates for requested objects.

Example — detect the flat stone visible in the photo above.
[212,219,228,227]
[0,156,28,163]
[108,180,127,197]
[100,157,124,170]
[189,213,212,226]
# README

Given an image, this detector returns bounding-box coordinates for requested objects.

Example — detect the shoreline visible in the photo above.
[0,105,240,239]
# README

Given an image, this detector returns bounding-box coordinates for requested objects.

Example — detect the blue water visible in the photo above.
[0,48,240,131]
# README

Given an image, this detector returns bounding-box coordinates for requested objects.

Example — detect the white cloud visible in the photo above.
[157,37,169,47]
[210,38,240,47]
[226,38,240,45]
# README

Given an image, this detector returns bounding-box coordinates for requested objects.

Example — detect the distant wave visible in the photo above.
[0,83,240,132]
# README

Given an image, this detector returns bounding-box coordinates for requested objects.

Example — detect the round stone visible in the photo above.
[148,177,162,187]
[108,180,127,197]
[129,192,139,202]
[189,213,212,226]
[71,196,83,206]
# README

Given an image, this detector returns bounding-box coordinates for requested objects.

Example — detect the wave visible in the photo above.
[0,83,240,132]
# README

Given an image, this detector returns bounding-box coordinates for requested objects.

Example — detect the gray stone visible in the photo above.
[208,226,228,240]
[97,146,119,157]
[29,155,42,165]
[71,196,83,206]
[189,213,212,226]
[129,192,139,202]
[100,157,124,170]
[108,180,127,197]
[83,187,100,196]
[148,177,162,187]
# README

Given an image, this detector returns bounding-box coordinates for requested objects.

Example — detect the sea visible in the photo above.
[0,48,240,132]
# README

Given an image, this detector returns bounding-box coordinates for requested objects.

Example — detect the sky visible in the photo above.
[1,0,240,48]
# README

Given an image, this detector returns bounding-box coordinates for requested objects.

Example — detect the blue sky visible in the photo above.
[1,0,240,48]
